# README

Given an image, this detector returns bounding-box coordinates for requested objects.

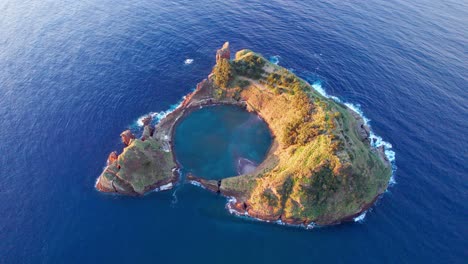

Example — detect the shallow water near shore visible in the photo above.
[174,105,272,179]
[1,0,466,263]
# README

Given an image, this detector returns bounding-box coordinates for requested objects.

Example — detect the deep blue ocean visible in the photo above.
[1,0,466,263]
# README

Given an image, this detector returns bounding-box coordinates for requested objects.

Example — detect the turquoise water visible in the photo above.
[1,0,467,262]
[174,105,272,179]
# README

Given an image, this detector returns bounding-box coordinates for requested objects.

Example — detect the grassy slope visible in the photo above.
[216,50,391,224]
[101,138,175,194]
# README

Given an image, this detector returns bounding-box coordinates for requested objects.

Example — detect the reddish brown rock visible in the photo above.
[107,151,118,164]
[187,174,220,193]
[216,42,230,62]
[141,115,152,126]
[142,125,154,141]
[141,116,155,141]
[120,130,135,146]
[95,177,114,193]
[231,201,248,214]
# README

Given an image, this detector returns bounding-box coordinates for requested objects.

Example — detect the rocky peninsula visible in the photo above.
[96,42,392,226]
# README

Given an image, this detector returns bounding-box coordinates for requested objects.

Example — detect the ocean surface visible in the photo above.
[174,105,272,179]
[0,0,466,263]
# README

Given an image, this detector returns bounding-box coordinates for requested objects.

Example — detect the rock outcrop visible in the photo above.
[95,42,393,226]
[216,42,230,62]
[96,130,177,195]
[141,116,154,141]
[107,151,118,164]
[178,44,392,226]
[348,108,371,143]
[120,130,135,146]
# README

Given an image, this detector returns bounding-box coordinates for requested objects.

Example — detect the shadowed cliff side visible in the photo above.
[188,43,392,225]
[96,118,177,195]
[95,42,391,226]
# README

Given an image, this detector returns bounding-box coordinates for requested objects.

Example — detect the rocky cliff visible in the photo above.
[95,42,392,226]
[95,117,177,195]
[188,43,392,225]
[216,41,230,62]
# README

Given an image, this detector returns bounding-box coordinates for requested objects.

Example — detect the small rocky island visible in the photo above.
[96,42,392,226]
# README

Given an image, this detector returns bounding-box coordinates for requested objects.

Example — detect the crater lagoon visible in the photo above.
[174,105,272,179]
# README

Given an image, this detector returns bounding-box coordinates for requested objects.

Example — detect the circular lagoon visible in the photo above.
[173,105,272,179]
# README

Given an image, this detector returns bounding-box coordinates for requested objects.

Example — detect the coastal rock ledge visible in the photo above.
[96,42,392,226]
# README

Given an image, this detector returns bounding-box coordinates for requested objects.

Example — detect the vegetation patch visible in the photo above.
[207,48,391,225]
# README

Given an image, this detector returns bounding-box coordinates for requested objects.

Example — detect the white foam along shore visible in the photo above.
[311,80,396,223]
[311,81,396,182]
[226,196,317,229]
[128,71,395,225]
[269,55,280,65]
[135,95,188,128]
[153,182,173,192]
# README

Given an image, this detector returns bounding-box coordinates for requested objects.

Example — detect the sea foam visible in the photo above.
[311,80,396,177]
[135,96,187,128]
[269,55,280,65]
[128,75,395,226]
[310,80,397,222]
[354,211,367,223]
[225,196,318,229]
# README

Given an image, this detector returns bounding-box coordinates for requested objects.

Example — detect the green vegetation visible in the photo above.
[261,188,279,207]
[263,69,309,94]
[208,48,391,224]
[279,176,294,207]
[99,44,392,225]
[281,92,322,146]
[213,58,233,89]
[103,138,175,194]
[231,52,265,79]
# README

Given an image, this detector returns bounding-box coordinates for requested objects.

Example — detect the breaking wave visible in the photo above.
[269,55,280,65]
[128,74,395,226]
[134,96,187,128]
[184,58,194,65]
[310,79,397,222]
[354,211,367,222]
[225,196,318,229]
[171,188,178,205]
[311,80,396,178]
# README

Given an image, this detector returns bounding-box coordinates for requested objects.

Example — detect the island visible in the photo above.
[96,42,392,226]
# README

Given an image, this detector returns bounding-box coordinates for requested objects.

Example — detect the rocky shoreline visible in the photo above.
[186,172,383,226]
[95,42,393,226]
[95,75,247,195]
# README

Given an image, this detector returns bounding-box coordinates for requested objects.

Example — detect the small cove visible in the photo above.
[173,105,273,179]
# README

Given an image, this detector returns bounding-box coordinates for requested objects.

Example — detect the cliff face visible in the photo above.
[96,137,176,195]
[95,43,392,226]
[216,42,230,62]
[96,117,177,195]
[189,44,392,225]
[120,130,135,146]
